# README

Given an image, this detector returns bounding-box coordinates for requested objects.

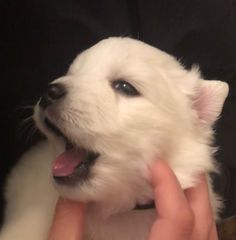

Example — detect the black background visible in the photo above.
[1,0,236,226]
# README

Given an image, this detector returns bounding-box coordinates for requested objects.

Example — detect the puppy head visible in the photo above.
[34,37,228,215]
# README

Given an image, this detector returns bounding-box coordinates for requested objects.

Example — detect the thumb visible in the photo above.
[48,197,86,240]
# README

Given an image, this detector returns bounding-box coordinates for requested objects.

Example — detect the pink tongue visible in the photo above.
[52,150,86,177]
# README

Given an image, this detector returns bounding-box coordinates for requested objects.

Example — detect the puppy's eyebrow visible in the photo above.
[110,76,138,85]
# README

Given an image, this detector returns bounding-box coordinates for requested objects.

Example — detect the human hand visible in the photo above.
[47,160,218,240]
[149,160,218,240]
[48,198,86,240]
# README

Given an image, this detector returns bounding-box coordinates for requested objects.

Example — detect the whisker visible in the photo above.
[25,125,38,144]
[20,116,33,124]
[16,116,35,142]
[15,105,34,111]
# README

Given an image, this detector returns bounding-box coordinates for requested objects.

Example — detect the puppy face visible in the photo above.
[34,38,228,215]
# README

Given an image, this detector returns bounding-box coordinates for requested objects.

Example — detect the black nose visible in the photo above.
[39,83,67,108]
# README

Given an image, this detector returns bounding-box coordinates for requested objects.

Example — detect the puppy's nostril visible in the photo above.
[39,83,67,108]
[47,83,67,100]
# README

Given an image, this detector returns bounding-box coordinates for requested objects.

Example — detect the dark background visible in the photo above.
[1,0,236,226]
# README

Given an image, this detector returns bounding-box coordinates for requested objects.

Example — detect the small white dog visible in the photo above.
[0,37,228,240]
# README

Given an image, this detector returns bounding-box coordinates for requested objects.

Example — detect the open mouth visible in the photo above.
[44,118,99,185]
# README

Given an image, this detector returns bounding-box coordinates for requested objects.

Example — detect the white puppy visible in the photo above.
[0,37,228,240]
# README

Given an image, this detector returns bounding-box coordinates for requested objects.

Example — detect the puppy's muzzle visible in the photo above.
[37,84,101,186]
[39,83,67,108]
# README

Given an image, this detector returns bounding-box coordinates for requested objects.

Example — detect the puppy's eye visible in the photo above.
[112,80,140,96]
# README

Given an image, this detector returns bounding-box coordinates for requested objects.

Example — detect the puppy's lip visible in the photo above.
[44,117,66,139]
[44,118,76,151]
[43,117,100,185]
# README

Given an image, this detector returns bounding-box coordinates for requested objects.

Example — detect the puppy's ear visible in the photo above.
[194,80,229,125]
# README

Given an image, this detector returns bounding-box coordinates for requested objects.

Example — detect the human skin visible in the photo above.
[149,160,218,240]
[48,200,86,240]
[48,160,218,240]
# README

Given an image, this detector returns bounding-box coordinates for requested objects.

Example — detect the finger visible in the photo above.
[185,175,212,219]
[209,224,218,240]
[185,175,216,240]
[151,160,193,222]
[149,160,194,240]
[149,219,192,240]
[48,198,86,240]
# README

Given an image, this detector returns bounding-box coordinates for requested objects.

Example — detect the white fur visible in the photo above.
[0,37,228,240]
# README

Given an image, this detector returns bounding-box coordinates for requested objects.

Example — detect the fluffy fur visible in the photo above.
[0,37,228,240]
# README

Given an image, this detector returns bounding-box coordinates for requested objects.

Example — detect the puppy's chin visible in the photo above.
[55,182,153,218]
[49,149,153,217]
